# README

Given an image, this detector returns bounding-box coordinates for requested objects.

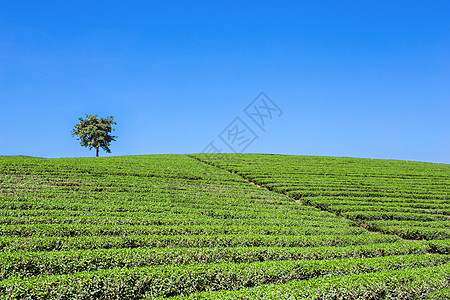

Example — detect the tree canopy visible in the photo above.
[72,114,117,157]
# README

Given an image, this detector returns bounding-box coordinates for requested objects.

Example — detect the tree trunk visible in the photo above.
[96,147,99,157]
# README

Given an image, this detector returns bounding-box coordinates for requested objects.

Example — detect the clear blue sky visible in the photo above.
[1,1,449,163]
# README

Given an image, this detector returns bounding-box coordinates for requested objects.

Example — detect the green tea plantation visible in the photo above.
[0,154,449,299]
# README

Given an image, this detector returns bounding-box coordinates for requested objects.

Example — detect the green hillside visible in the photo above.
[0,154,449,299]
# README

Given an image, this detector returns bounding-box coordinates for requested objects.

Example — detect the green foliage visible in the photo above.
[1,255,448,299]
[0,233,402,252]
[166,263,450,299]
[0,223,369,238]
[427,288,450,299]
[0,154,449,298]
[195,153,450,241]
[71,114,117,157]
[0,241,432,280]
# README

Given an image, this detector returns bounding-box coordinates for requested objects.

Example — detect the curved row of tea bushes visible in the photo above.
[0,241,432,280]
[1,254,448,299]
[167,262,450,300]
[0,233,402,252]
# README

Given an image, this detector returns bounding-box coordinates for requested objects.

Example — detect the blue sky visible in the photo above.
[0,1,449,163]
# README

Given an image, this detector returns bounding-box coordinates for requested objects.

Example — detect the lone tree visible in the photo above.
[72,114,117,157]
